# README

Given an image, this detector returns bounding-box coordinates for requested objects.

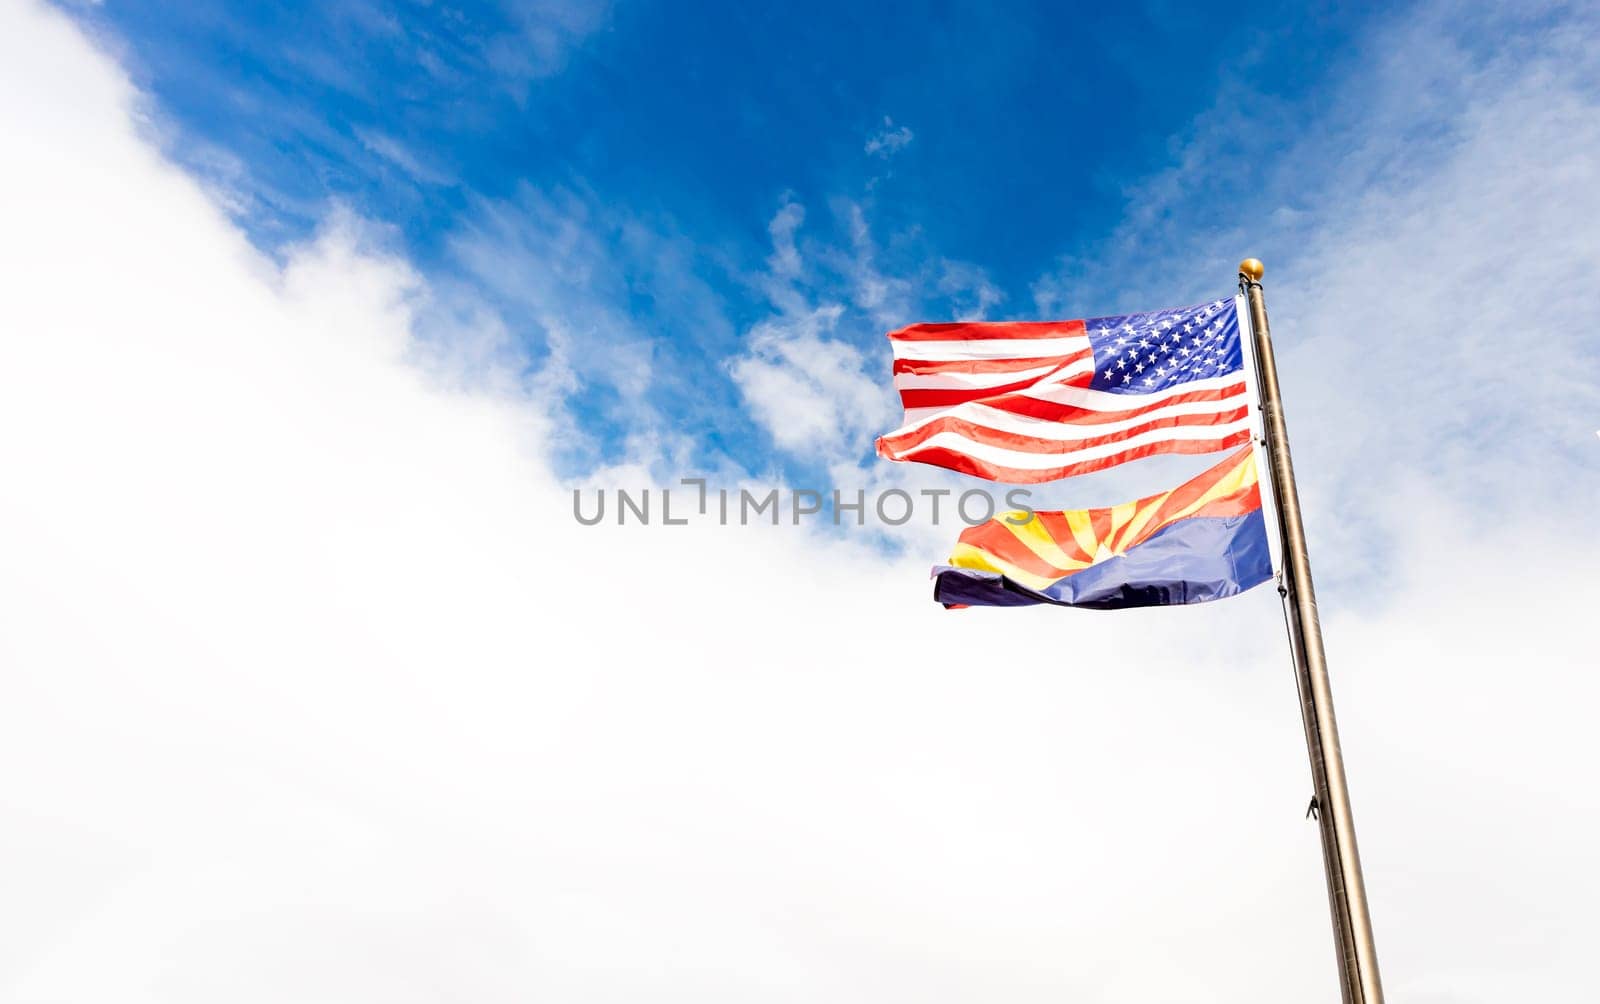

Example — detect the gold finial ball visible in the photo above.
[1238,258,1265,281]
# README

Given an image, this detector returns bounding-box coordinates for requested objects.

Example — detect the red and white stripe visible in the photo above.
[875,319,1251,483]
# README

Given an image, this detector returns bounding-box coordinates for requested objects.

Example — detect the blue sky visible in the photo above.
[90,0,1371,268]
[58,0,1600,549]
[72,0,1393,475]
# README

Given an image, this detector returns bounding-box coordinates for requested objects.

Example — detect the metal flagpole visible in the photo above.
[1237,258,1385,1004]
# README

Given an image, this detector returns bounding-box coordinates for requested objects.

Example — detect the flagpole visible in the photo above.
[1238,259,1385,1004]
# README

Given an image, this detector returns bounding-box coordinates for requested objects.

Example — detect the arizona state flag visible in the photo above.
[934,446,1272,609]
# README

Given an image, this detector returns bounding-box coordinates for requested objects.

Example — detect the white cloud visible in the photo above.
[766,197,806,281]
[730,199,908,464]
[727,196,1008,474]
[355,128,455,187]
[727,304,893,460]
[937,259,1005,321]
[449,183,657,402]
[1027,1,1600,580]
[2,3,1599,1004]
[837,200,913,326]
[481,0,613,91]
[865,116,914,159]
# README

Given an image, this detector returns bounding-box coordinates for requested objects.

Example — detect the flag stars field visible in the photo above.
[1087,301,1239,395]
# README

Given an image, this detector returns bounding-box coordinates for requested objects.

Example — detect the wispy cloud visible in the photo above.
[442,178,765,478]
[864,115,914,158]
[937,258,1005,321]
[765,196,806,281]
[1029,0,1600,585]
[355,128,455,187]
[484,0,613,94]
[728,304,894,461]
[728,194,1006,475]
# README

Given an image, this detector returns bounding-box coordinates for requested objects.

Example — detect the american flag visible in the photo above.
[875,297,1252,483]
